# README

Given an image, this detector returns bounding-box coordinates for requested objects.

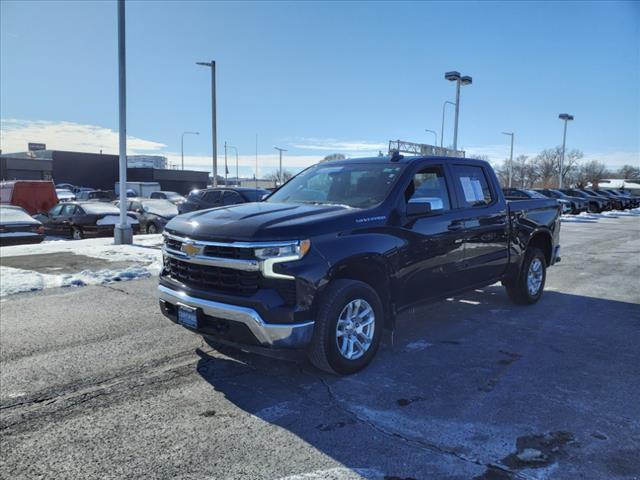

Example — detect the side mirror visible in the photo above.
[261,193,270,201]
[406,197,444,216]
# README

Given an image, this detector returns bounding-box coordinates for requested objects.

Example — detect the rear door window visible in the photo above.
[452,165,494,207]
[223,191,242,205]
[203,191,222,204]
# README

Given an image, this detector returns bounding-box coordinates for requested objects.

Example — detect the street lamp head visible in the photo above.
[559,113,574,121]
[460,75,473,86]
[501,131,513,136]
[445,71,461,81]
[196,61,212,67]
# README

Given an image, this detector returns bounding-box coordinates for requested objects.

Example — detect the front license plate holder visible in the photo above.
[177,304,199,329]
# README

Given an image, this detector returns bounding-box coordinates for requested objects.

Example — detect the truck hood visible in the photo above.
[165,202,366,241]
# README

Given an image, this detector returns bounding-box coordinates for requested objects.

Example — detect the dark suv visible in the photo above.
[535,189,588,214]
[178,187,268,214]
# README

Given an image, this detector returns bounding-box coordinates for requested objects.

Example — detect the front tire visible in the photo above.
[307,279,383,375]
[72,227,83,240]
[504,247,546,305]
[146,223,158,234]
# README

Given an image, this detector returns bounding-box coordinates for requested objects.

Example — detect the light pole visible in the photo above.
[181,131,199,170]
[274,146,287,185]
[558,113,574,188]
[444,71,472,151]
[502,132,514,187]
[441,100,455,148]
[114,0,132,245]
[227,144,239,184]
[196,61,217,186]
[425,129,438,146]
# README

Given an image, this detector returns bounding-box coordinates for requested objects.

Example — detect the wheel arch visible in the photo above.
[526,229,553,266]
[326,254,395,329]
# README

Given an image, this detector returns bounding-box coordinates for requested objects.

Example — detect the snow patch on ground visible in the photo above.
[0,234,163,297]
[562,208,640,222]
[277,468,385,480]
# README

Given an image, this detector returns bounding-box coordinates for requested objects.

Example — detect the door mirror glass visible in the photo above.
[407,197,443,216]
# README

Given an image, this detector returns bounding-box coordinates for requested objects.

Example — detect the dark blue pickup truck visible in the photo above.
[158,155,561,374]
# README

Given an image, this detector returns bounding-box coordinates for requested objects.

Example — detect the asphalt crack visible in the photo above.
[299,366,527,480]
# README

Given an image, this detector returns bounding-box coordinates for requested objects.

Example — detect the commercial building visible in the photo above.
[0,149,208,194]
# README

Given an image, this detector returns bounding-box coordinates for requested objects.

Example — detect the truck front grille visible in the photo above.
[166,257,260,294]
[164,236,256,260]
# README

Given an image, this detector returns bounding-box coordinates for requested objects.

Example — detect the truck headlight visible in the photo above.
[255,240,311,261]
[256,240,311,280]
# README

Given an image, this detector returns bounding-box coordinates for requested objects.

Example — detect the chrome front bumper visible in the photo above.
[158,285,315,348]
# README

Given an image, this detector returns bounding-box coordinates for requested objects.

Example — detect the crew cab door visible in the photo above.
[395,163,466,306]
[449,163,509,286]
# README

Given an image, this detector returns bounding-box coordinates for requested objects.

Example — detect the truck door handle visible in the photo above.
[448,223,464,231]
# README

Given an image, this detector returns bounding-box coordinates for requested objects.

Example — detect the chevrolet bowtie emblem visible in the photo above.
[181,242,201,257]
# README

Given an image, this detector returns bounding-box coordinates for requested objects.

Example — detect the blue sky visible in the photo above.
[1,1,638,176]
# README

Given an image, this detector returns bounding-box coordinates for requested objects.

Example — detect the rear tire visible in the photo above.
[307,279,383,375]
[504,247,546,305]
[146,223,158,234]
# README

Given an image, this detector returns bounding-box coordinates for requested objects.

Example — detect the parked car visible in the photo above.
[56,188,76,202]
[34,201,138,240]
[115,182,162,198]
[579,189,616,210]
[503,188,571,214]
[56,183,77,192]
[0,180,58,215]
[115,198,178,234]
[560,189,609,213]
[159,155,561,375]
[605,189,640,208]
[590,189,630,210]
[178,187,269,214]
[76,189,116,202]
[0,205,45,246]
[534,188,588,214]
[149,191,186,205]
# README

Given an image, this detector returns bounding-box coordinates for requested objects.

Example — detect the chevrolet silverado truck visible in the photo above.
[159,155,561,374]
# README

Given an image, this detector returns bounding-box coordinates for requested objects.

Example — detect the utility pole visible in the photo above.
[181,131,199,170]
[274,146,287,185]
[196,61,217,186]
[558,113,574,188]
[114,0,132,245]
[255,134,259,189]
[502,132,514,187]
[224,141,228,184]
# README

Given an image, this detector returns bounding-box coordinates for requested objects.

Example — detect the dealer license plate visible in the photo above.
[177,305,198,329]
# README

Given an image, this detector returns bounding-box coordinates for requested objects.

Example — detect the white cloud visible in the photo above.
[0,119,166,155]
[290,137,386,154]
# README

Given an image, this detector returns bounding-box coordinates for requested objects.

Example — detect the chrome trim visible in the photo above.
[158,285,314,347]
[162,246,260,271]
[162,232,303,279]
[163,231,299,249]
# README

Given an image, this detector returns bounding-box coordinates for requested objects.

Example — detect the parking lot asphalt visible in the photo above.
[1,215,639,480]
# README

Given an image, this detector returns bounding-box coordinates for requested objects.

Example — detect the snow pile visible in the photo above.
[561,208,640,222]
[0,234,163,297]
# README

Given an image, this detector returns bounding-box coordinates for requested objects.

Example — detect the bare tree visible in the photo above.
[574,160,609,188]
[265,170,293,186]
[531,147,583,187]
[616,164,640,180]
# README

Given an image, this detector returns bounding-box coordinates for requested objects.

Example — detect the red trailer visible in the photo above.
[0,180,59,215]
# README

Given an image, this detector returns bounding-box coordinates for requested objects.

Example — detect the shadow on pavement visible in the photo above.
[195,286,640,479]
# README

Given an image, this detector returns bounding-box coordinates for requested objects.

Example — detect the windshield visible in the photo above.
[142,200,178,217]
[266,163,403,208]
[82,203,119,215]
[523,189,547,198]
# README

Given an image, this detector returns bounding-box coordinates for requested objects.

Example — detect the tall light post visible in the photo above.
[196,61,217,186]
[502,132,514,187]
[441,100,455,148]
[444,71,472,151]
[114,0,131,245]
[227,144,239,184]
[274,146,287,185]
[181,131,199,170]
[425,129,438,146]
[558,113,574,188]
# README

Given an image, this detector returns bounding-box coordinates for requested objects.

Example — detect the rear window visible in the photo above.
[82,203,119,215]
[451,165,494,207]
[240,189,268,202]
[0,206,35,223]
